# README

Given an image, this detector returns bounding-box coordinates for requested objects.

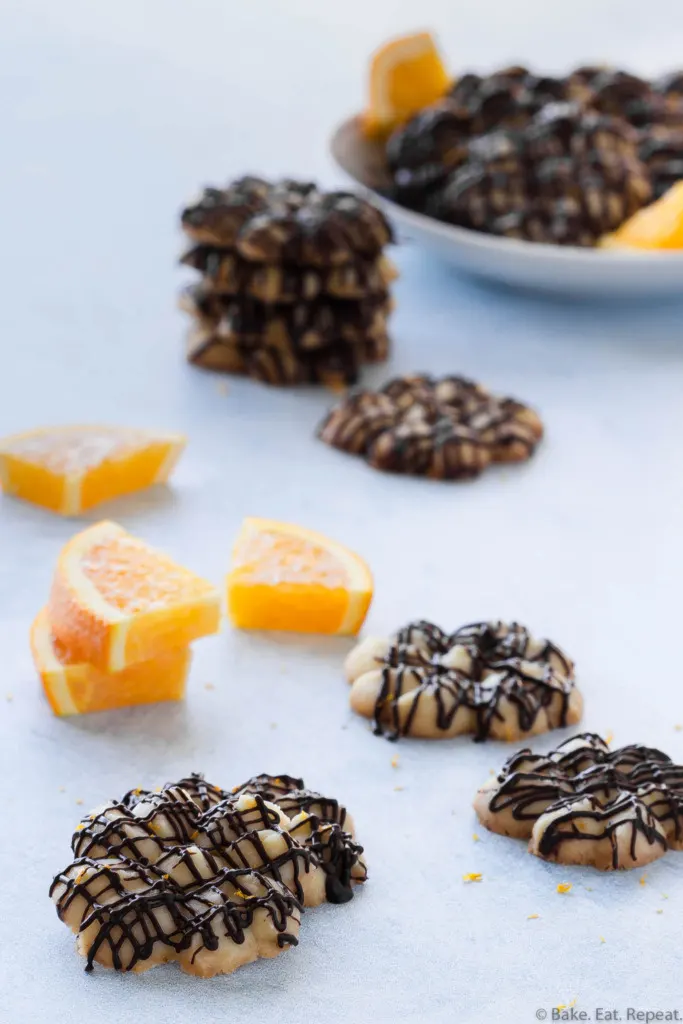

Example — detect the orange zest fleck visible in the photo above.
[462,873,482,883]
[556,883,572,894]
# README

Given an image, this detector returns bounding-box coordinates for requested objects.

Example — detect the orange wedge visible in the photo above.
[31,608,191,716]
[0,425,185,516]
[363,31,451,138]
[600,181,683,250]
[227,517,373,635]
[48,520,221,672]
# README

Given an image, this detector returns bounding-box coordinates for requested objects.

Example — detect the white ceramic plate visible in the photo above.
[330,115,683,297]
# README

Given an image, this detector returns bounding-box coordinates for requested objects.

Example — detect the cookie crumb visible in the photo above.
[216,381,229,396]
[393,785,404,792]
[390,755,399,768]
[527,913,539,920]
[472,833,480,842]
[675,724,682,731]
[556,883,572,894]
[58,786,66,793]
[75,799,84,806]
[204,683,215,691]
[462,873,482,883]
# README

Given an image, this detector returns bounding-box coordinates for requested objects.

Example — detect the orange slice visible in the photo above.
[600,181,683,250]
[363,31,451,138]
[48,520,221,672]
[31,608,191,716]
[0,425,186,516]
[227,517,373,635]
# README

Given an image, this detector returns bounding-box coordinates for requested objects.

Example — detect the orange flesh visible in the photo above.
[32,611,190,715]
[228,527,370,634]
[0,427,184,514]
[48,522,221,671]
[82,537,216,614]
[601,181,683,249]
[364,32,451,137]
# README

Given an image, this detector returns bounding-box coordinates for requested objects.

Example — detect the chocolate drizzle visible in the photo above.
[478,733,683,870]
[317,375,543,479]
[50,772,366,974]
[358,620,576,742]
[234,774,365,901]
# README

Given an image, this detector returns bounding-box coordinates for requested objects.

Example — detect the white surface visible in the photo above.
[332,146,683,295]
[3,3,683,1023]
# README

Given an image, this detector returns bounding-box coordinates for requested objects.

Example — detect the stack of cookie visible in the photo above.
[179,177,396,387]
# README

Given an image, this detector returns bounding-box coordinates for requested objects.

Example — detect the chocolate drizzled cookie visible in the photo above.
[179,176,395,386]
[181,247,397,303]
[474,733,683,871]
[345,620,581,742]
[426,105,651,246]
[317,374,543,479]
[181,177,393,265]
[385,63,683,244]
[51,772,366,976]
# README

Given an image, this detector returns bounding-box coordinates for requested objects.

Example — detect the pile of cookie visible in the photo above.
[51,772,366,976]
[385,65,683,245]
[180,177,396,387]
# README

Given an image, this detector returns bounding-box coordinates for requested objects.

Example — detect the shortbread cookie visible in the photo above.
[345,620,581,741]
[180,287,392,353]
[474,733,683,871]
[318,375,543,479]
[181,178,393,265]
[51,772,366,975]
[185,326,389,387]
[180,247,398,303]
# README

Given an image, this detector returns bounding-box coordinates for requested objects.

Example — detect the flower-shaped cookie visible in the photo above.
[317,375,543,479]
[345,620,581,741]
[50,773,366,976]
[180,177,393,266]
[474,733,683,870]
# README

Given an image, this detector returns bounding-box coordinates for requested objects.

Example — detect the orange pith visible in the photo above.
[48,521,221,672]
[0,425,185,515]
[31,608,191,716]
[600,181,683,250]
[363,31,451,138]
[227,517,373,635]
